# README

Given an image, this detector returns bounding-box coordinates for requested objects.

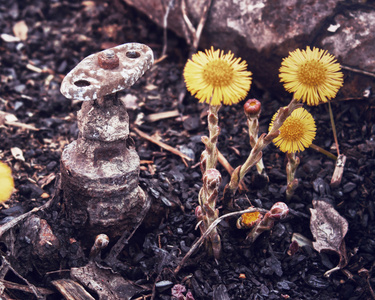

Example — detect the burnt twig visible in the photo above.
[0,279,54,296]
[133,127,193,162]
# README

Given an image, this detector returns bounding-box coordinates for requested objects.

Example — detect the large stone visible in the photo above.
[322,9,375,98]
[124,0,375,99]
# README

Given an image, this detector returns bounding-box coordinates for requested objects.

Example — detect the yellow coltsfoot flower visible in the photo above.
[0,162,14,203]
[183,47,252,106]
[269,107,316,153]
[237,211,262,229]
[279,46,344,106]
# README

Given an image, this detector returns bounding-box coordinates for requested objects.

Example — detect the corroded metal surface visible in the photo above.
[60,43,153,101]
[60,43,153,240]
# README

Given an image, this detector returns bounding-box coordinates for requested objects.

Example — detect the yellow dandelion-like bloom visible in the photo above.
[0,162,14,203]
[269,107,316,153]
[241,211,261,227]
[279,46,344,106]
[183,47,252,106]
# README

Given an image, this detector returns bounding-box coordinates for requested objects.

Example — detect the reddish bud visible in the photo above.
[171,284,186,299]
[244,98,261,117]
[269,202,289,220]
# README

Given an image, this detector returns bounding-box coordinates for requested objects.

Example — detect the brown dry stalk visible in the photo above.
[0,279,54,296]
[133,127,193,162]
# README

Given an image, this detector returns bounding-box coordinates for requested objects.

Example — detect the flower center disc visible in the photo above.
[298,60,326,87]
[281,118,304,141]
[203,60,234,87]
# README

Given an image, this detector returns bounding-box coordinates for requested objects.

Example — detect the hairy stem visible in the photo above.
[286,152,300,200]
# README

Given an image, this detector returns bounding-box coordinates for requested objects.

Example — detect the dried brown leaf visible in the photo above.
[71,261,149,300]
[310,200,349,277]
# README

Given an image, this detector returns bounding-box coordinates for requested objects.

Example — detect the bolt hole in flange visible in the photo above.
[126,51,140,59]
[74,80,91,87]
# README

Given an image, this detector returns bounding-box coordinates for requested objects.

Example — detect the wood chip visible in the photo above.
[134,127,193,162]
[13,20,28,41]
[145,109,180,122]
[11,147,25,161]
[52,279,95,300]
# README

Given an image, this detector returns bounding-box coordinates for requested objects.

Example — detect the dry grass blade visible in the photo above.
[145,109,180,122]
[133,127,193,162]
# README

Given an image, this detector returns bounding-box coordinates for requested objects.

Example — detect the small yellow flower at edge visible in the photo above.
[269,107,316,153]
[183,47,252,106]
[279,46,344,106]
[0,162,14,203]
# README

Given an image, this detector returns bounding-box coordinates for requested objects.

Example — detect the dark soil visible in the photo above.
[1,1,375,299]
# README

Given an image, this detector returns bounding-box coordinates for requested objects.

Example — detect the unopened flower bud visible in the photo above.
[269,202,289,220]
[244,98,261,117]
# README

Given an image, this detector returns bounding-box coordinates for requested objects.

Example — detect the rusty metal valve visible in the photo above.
[60,43,153,240]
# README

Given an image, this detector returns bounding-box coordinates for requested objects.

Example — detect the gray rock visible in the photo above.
[124,0,375,98]
[322,10,375,72]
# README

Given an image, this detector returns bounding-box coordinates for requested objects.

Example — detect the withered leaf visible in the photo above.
[310,200,348,277]
[71,262,150,300]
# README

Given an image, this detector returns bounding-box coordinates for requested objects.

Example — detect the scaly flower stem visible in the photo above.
[197,104,222,258]
[247,115,267,179]
[246,202,289,243]
[196,169,222,259]
[200,105,221,173]
[286,152,300,200]
[328,101,340,156]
